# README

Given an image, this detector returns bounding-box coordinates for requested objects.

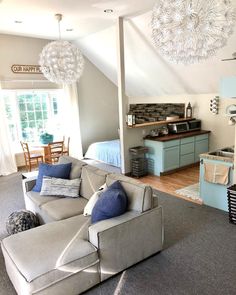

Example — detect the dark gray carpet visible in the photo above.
[0,173,236,295]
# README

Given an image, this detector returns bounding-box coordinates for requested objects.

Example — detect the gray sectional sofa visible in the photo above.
[1,156,164,295]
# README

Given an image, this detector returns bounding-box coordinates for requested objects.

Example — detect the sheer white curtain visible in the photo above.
[61,83,83,159]
[0,83,17,175]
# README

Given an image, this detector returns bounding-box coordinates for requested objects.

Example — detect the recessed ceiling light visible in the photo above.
[66,28,73,32]
[15,20,23,24]
[104,9,113,13]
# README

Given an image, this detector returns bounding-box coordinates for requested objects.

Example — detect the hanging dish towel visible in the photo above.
[204,162,230,185]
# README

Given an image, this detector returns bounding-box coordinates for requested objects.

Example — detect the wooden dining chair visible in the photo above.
[63,136,70,156]
[45,141,64,164]
[20,142,44,172]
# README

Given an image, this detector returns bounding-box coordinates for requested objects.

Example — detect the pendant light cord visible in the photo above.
[55,13,62,40]
[58,19,61,40]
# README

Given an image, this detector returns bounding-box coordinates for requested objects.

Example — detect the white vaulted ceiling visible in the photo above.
[75,10,236,97]
[0,0,156,39]
[0,0,236,96]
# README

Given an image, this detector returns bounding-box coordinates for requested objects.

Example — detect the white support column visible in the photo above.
[234,125,236,183]
[117,17,129,174]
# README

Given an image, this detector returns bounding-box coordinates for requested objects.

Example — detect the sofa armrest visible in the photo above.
[88,206,163,281]
[22,177,37,193]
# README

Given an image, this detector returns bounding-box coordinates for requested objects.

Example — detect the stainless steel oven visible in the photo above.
[167,122,189,133]
[168,120,201,133]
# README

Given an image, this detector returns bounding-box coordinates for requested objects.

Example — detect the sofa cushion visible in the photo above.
[26,191,61,207]
[80,165,108,200]
[58,156,86,179]
[91,181,128,224]
[1,215,98,285]
[106,174,153,212]
[41,197,88,221]
[32,163,72,192]
[40,177,81,198]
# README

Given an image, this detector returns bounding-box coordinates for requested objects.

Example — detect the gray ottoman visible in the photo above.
[6,210,39,235]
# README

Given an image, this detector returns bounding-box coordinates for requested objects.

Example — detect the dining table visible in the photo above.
[30,143,50,161]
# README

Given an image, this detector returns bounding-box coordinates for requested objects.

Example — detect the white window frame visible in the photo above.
[2,89,63,152]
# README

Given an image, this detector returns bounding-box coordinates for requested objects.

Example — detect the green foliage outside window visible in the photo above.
[3,91,61,143]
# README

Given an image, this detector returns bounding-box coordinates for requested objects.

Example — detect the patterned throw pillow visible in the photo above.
[40,176,81,198]
[32,162,72,192]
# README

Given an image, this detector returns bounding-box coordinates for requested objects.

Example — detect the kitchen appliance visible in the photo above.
[160,126,169,135]
[150,129,160,137]
[188,119,201,131]
[168,119,201,134]
[168,122,189,133]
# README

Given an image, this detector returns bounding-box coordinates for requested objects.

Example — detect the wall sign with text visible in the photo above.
[11,64,42,74]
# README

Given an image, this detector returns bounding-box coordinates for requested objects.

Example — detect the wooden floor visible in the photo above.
[138,165,201,204]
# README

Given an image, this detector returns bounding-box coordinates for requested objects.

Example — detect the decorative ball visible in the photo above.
[39,40,85,85]
[151,0,236,64]
[6,210,40,235]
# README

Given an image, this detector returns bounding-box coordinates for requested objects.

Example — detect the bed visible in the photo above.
[84,139,121,168]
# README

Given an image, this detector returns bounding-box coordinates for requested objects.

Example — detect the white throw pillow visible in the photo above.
[40,176,81,198]
[83,183,107,216]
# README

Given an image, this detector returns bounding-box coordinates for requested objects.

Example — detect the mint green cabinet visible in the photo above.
[180,153,195,167]
[144,133,209,176]
[200,157,233,211]
[179,137,195,167]
[163,146,180,171]
[195,134,209,163]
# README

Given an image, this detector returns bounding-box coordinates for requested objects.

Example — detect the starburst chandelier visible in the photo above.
[39,14,84,84]
[151,0,236,64]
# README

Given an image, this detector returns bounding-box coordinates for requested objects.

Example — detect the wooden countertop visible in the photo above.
[144,130,210,142]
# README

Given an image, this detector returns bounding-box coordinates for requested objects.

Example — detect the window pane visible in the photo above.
[35,103,41,111]
[29,121,36,128]
[27,112,35,121]
[36,120,43,129]
[3,90,62,145]
[19,103,25,112]
[21,121,28,129]
[36,111,42,120]
[18,95,25,103]
[43,111,48,119]
[27,103,34,111]
[42,103,47,110]
[20,111,27,121]
[53,98,58,114]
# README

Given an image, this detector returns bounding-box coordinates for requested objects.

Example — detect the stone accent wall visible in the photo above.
[129,103,185,124]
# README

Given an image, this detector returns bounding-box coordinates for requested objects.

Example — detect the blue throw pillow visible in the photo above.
[32,162,72,192]
[91,180,128,224]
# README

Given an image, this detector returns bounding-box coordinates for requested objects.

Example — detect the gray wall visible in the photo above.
[0,34,58,89]
[0,34,119,162]
[78,57,119,154]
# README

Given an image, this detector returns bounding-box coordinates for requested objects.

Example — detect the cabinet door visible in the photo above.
[180,153,195,167]
[195,139,209,162]
[163,146,180,171]
[180,142,194,155]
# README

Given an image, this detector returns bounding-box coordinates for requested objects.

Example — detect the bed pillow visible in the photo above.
[91,181,128,224]
[83,183,107,216]
[40,176,81,198]
[32,162,72,192]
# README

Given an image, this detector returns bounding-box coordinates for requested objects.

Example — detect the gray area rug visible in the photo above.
[0,173,236,295]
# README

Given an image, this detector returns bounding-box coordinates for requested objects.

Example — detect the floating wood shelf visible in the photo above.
[127,117,194,128]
